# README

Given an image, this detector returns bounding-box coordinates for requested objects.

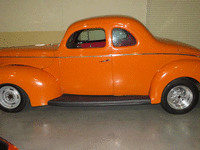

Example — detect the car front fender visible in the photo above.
[0,65,62,106]
[149,59,200,104]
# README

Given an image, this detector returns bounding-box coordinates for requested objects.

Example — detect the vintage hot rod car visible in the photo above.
[0,16,200,114]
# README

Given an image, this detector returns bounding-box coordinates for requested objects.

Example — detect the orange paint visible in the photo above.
[0,16,200,106]
[0,137,19,150]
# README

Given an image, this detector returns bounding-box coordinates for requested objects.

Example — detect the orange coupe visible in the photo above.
[0,16,200,114]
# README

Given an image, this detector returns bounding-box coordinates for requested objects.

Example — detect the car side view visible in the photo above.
[0,16,200,114]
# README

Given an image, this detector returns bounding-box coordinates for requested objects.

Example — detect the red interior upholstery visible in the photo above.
[79,41,106,48]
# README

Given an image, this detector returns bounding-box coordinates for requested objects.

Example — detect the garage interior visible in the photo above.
[0,0,200,149]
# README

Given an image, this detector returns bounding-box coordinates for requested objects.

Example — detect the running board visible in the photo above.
[48,94,151,107]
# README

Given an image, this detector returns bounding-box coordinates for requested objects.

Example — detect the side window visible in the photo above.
[67,28,106,49]
[112,28,136,47]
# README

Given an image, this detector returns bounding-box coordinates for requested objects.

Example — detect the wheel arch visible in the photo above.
[0,65,62,106]
[149,59,200,104]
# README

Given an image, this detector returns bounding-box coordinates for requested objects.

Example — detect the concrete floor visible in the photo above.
[0,102,200,150]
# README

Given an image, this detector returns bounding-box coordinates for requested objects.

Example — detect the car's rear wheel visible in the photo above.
[0,84,29,113]
[161,78,199,114]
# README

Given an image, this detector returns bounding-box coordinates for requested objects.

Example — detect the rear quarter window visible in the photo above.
[112,28,136,47]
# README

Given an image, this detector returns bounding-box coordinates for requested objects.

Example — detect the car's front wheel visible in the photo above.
[0,84,29,113]
[161,78,199,114]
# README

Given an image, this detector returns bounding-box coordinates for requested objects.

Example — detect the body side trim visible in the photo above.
[0,53,199,59]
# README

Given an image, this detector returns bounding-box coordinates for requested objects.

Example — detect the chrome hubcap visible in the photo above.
[167,86,193,110]
[0,86,21,109]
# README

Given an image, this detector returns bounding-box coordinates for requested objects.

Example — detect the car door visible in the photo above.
[59,27,113,95]
[111,27,156,96]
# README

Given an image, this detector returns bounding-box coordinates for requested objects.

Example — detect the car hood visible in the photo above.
[0,44,58,57]
[0,44,59,68]
[156,37,200,56]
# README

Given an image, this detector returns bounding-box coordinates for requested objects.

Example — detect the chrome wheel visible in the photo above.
[0,86,21,109]
[162,78,199,114]
[167,86,193,110]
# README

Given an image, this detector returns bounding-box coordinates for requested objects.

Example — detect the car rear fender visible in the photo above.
[0,65,62,106]
[149,59,200,104]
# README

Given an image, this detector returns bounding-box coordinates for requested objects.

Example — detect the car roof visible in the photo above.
[67,16,143,30]
[65,16,155,43]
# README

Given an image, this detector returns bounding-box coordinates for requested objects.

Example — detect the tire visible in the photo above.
[0,84,29,113]
[161,78,199,114]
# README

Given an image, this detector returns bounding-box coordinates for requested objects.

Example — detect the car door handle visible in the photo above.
[99,59,110,62]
